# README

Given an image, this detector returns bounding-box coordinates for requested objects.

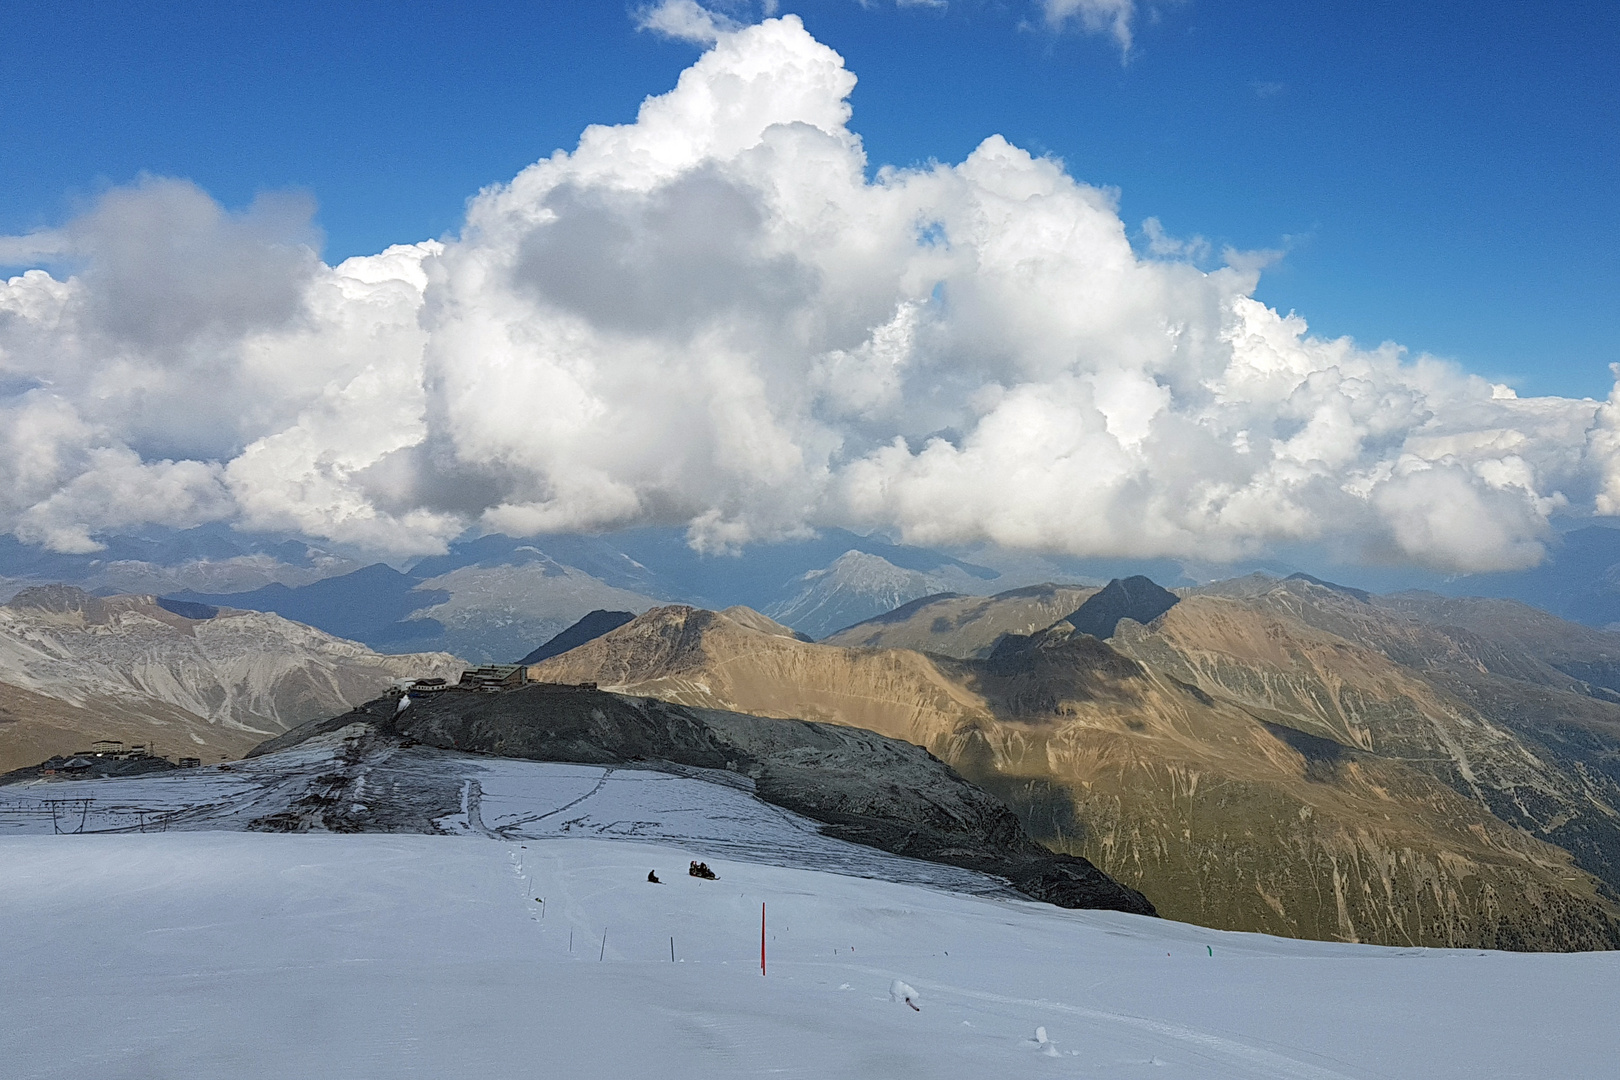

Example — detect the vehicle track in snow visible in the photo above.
[832,965,1379,1080]
[488,766,617,836]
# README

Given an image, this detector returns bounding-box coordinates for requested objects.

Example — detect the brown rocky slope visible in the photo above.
[530,591,1620,951]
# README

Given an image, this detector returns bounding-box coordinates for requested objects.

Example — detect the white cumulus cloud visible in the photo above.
[0,13,1612,573]
[635,0,741,44]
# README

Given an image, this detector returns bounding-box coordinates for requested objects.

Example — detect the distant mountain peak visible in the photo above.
[1284,572,1371,603]
[5,585,221,628]
[517,609,636,666]
[5,583,105,615]
[767,551,994,640]
[844,592,968,629]
[804,549,907,580]
[1065,576,1179,639]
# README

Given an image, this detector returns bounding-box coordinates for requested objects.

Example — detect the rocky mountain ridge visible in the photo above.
[821,583,1098,658]
[529,588,1620,951]
[160,529,1014,661]
[22,522,1620,662]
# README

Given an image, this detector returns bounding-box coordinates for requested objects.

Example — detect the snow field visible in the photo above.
[442,758,1016,895]
[3,830,1616,1080]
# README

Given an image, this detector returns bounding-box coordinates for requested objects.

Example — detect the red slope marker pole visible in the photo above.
[761,902,766,976]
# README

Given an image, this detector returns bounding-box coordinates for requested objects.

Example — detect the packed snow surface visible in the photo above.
[0,742,1014,895]
[3,758,1616,1079]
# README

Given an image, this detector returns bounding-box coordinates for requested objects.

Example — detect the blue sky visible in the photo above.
[1,1,1617,574]
[4,0,1615,398]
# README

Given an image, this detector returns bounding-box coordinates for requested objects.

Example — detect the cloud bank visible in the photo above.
[2,13,1615,571]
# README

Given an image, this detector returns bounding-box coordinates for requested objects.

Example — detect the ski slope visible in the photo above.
[2,755,1616,1078]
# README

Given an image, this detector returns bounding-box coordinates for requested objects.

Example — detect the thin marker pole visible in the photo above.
[671,936,676,963]
[600,931,607,961]
[760,902,766,976]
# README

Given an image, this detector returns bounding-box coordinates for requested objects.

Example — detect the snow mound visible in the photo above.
[890,978,921,1010]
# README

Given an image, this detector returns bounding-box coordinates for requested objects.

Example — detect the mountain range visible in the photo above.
[13,553,1620,951]
[0,585,462,773]
[16,523,1620,664]
[153,529,1008,662]
[0,526,359,597]
[526,578,1620,951]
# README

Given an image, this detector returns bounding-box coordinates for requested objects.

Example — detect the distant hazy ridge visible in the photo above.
[0,585,462,772]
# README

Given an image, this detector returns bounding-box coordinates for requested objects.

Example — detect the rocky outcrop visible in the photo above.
[256,684,1156,916]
